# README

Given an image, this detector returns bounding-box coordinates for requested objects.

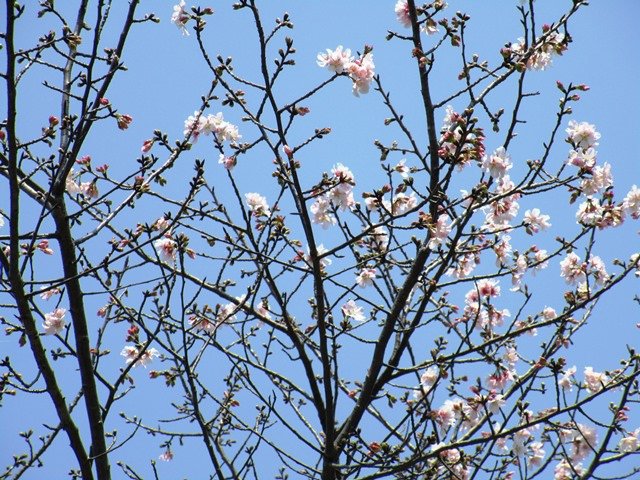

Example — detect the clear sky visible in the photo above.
[2,1,639,478]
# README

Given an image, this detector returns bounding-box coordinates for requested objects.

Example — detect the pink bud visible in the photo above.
[99,98,109,105]
[49,116,59,126]
[141,139,154,153]
[283,145,294,158]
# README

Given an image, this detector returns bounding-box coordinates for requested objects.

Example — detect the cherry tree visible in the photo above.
[2,1,640,479]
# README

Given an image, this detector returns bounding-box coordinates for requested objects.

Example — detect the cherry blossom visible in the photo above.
[567,147,597,170]
[576,197,603,226]
[218,154,236,171]
[528,441,545,467]
[303,244,332,270]
[120,345,160,368]
[245,192,271,217]
[189,314,217,333]
[571,423,597,461]
[42,308,67,335]
[481,147,512,179]
[154,236,178,263]
[566,120,600,149]
[414,366,438,399]
[341,300,365,322]
[428,213,451,249]
[523,208,551,233]
[329,163,356,210]
[348,53,375,96]
[623,184,640,219]
[559,252,586,284]
[558,366,577,390]
[447,252,477,279]
[580,162,613,195]
[316,46,353,74]
[588,255,609,285]
[391,192,417,215]
[184,111,241,143]
[159,449,174,461]
[310,195,336,229]
[356,267,377,288]
[394,0,411,27]
[171,1,190,35]
[369,226,389,252]
[618,430,640,453]
[554,459,584,480]
[583,366,608,393]
[40,287,62,301]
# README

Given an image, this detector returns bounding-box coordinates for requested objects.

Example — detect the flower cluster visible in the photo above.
[438,106,485,169]
[310,163,356,229]
[317,46,375,96]
[66,169,99,199]
[559,252,609,287]
[508,29,566,71]
[245,192,271,217]
[42,308,67,335]
[154,236,178,263]
[184,111,241,143]
[120,345,160,368]
[394,0,442,34]
[341,300,365,322]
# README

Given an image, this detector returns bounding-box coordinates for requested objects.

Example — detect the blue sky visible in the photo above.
[2,1,640,478]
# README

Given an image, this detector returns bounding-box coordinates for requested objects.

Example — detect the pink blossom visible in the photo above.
[559,252,586,284]
[341,300,365,322]
[218,154,236,171]
[217,302,238,324]
[171,1,190,35]
[304,244,332,269]
[40,287,62,301]
[623,185,640,219]
[189,314,217,333]
[184,111,240,143]
[576,197,603,226]
[583,366,608,394]
[356,267,377,288]
[316,45,353,74]
[159,449,174,461]
[154,236,178,263]
[141,139,154,153]
[572,423,597,461]
[618,431,639,453]
[391,192,417,215]
[120,345,160,368]
[414,366,438,399]
[347,53,375,96]
[589,256,609,285]
[42,308,67,335]
[528,441,546,467]
[394,159,410,178]
[566,120,600,149]
[369,226,389,252]
[523,208,551,233]
[447,252,477,279]
[310,195,336,229]
[37,240,54,255]
[567,148,597,170]
[394,0,411,27]
[245,192,271,217]
[428,213,451,249]
[554,459,584,480]
[481,147,512,179]
[580,162,613,195]
[558,366,576,391]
